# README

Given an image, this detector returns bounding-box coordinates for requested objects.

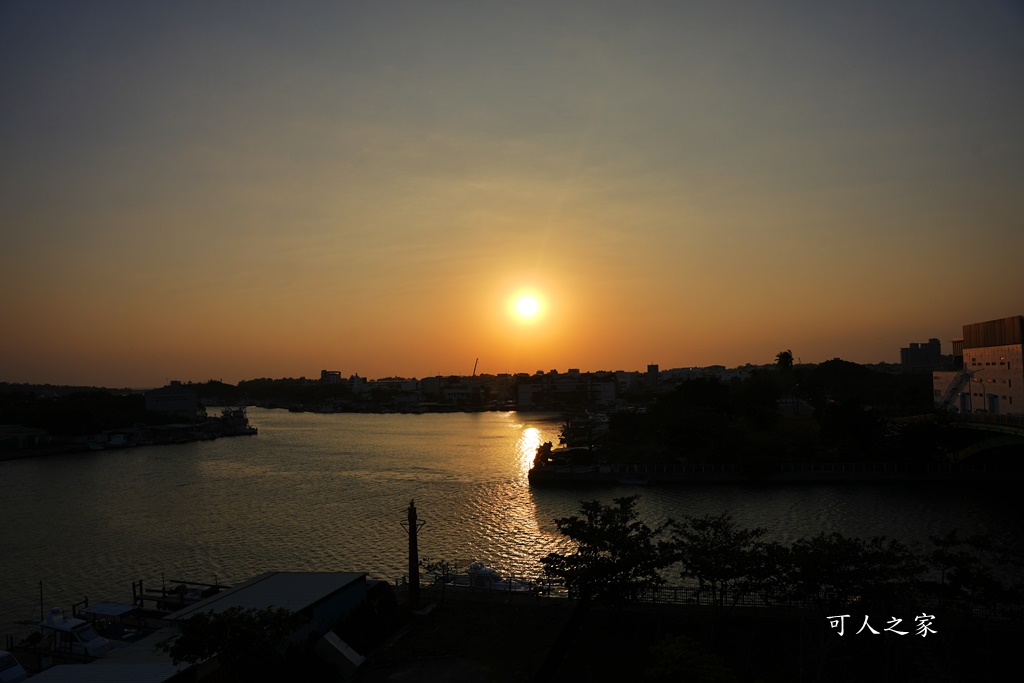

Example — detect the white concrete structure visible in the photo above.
[934,316,1023,415]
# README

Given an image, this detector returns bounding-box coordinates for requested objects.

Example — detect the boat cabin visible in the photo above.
[39,607,111,658]
[0,650,28,683]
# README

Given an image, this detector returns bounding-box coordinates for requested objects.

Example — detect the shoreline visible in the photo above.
[528,460,1024,485]
[0,430,257,462]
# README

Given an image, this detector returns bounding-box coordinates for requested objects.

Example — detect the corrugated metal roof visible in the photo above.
[166,571,365,621]
[963,315,1024,349]
[26,664,181,683]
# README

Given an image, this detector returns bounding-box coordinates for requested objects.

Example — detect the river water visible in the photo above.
[2,408,1021,634]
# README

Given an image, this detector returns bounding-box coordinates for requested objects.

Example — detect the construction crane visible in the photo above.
[469,358,480,408]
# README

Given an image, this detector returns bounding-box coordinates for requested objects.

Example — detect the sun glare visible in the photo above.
[516,296,540,318]
[509,291,545,323]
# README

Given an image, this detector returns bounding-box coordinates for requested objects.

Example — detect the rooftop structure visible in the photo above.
[166,571,368,637]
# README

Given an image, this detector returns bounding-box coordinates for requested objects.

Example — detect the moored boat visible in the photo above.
[36,607,112,659]
[0,650,28,683]
[448,562,535,593]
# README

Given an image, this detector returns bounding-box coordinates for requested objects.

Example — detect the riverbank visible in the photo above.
[0,409,258,461]
[528,459,1024,485]
[0,429,258,462]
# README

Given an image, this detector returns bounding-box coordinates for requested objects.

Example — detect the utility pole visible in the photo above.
[401,500,426,608]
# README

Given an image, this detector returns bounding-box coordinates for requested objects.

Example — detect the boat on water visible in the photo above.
[448,562,535,593]
[528,440,614,485]
[0,651,28,683]
[559,411,610,448]
[35,607,113,659]
[86,433,138,451]
[216,407,258,436]
[5,578,230,674]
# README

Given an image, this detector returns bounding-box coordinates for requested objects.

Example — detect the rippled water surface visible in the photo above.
[2,408,1021,633]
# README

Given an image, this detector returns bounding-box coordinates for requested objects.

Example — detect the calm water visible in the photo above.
[2,408,1021,634]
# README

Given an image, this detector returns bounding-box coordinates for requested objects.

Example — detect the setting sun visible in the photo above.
[510,292,545,323]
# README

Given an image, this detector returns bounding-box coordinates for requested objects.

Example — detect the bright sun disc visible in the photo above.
[510,292,544,322]
[516,296,540,318]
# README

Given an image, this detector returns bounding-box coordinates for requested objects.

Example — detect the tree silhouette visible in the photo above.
[540,495,674,606]
[775,350,794,371]
[785,532,924,610]
[671,512,782,613]
[927,529,1014,601]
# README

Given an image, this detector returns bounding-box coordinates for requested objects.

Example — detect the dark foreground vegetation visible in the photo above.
[162,585,1020,683]
[165,496,1021,682]
[597,358,972,466]
[538,496,1023,608]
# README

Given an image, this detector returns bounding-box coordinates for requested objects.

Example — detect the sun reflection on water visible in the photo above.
[516,426,543,476]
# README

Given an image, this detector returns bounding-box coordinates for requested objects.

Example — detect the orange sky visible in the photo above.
[2,2,1023,387]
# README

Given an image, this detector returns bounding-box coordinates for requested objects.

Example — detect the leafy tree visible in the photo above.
[540,495,674,606]
[733,370,780,428]
[165,606,302,681]
[420,558,458,603]
[816,398,884,456]
[671,513,782,613]
[782,532,925,680]
[775,350,794,371]
[927,529,1016,601]
[646,379,734,457]
[785,532,924,610]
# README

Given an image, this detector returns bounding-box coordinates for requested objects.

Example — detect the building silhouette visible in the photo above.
[900,338,943,374]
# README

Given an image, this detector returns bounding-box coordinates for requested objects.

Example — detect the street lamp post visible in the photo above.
[970,375,989,415]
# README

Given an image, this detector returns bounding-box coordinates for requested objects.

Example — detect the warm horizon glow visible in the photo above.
[1,1,1022,387]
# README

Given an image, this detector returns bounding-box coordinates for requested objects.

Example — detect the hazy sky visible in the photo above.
[2,1,1023,387]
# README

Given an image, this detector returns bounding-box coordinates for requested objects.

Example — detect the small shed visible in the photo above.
[166,572,368,637]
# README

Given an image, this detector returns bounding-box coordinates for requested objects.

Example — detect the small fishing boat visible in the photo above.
[37,607,112,659]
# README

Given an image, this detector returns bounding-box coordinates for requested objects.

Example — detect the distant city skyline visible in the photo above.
[2,2,1022,388]
[0,348,934,390]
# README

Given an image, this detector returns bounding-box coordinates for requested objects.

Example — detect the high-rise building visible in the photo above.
[900,338,943,373]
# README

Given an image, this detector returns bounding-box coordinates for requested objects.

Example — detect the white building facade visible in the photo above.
[934,315,1023,415]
